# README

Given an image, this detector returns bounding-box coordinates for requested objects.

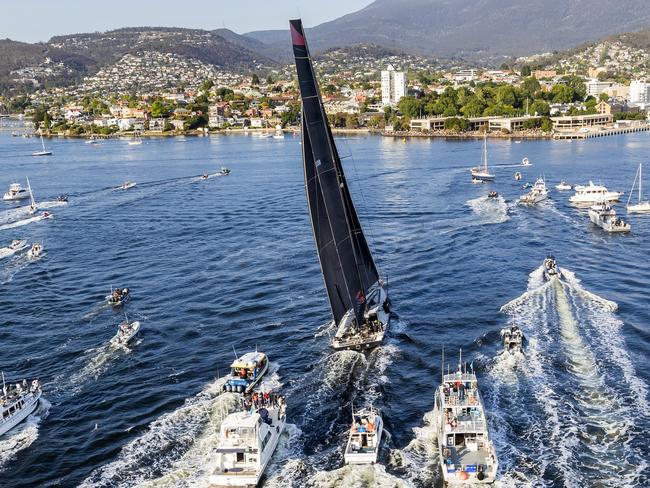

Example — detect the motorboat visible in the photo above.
[500,324,524,353]
[0,374,42,437]
[542,255,562,281]
[0,239,28,260]
[626,163,650,213]
[273,125,285,139]
[27,243,43,259]
[119,181,136,190]
[200,173,209,180]
[222,351,269,394]
[210,392,286,487]
[555,181,573,191]
[433,356,498,484]
[110,320,141,347]
[569,181,622,207]
[588,202,631,233]
[519,177,549,205]
[470,133,495,182]
[521,157,532,167]
[56,194,69,203]
[344,405,383,465]
[32,135,52,156]
[514,172,521,181]
[107,287,130,306]
[487,191,499,199]
[291,19,390,351]
[3,182,30,201]
[220,167,231,176]
[521,182,532,190]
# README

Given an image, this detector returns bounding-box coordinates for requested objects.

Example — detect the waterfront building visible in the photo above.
[630,80,650,105]
[585,79,616,97]
[381,64,407,106]
[551,113,612,130]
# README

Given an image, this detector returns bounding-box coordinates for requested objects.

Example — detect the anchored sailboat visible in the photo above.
[470,133,494,182]
[626,163,650,213]
[290,19,390,351]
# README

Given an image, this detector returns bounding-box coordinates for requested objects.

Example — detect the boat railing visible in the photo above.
[442,391,481,407]
[445,419,487,433]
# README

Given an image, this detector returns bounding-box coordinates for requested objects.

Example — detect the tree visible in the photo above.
[43,112,51,130]
[521,77,541,99]
[199,79,214,93]
[540,117,553,132]
[266,74,274,84]
[599,92,610,102]
[397,96,423,118]
[550,84,575,104]
[560,75,587,101]
[251,73,260,85]
[520,65,532,77]
[529,100,550,116]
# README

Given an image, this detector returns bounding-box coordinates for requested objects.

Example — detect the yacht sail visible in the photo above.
[290,19,389,350]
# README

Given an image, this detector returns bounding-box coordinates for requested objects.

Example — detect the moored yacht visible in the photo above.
[569,181,622,207]
[626,163,650,213]
[519,177,549,205]
[210,392,286,487]
[3,182,30,201]
[470,133,495,182]
[433,356,498,484]
[291,19,390,351]
[32,135,52,156]
[588,202,631,233]
[222,352,269,394]
[0,374,42,437]
[344,405,383,465]
[542,255,562,281]
[500,324,524,354]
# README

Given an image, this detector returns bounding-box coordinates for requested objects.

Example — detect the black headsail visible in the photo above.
[290,19,380,327]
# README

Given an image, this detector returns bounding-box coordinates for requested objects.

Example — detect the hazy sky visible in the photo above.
[2,0,373,43]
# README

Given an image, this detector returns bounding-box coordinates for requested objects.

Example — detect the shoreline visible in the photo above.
[381,130,552,140]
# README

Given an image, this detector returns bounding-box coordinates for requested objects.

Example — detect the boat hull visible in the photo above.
[0,390,41,437]
[627,201,650,213]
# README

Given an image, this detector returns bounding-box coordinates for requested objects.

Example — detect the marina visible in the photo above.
[1,126,649,487]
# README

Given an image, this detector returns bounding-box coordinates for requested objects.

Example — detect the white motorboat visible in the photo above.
[542,255,562,281]
[0,239,28,259]
[487,191,499,199]
[470,133,495,182]
[107,287,130,306]
[569,181,622,207]
[626,163,650,213]
[589,202,631,233]
[32,135,52,156]
[220,167,231,176]
[210,393,286,487]
[273,125,285,139]
[119,181,136,190]
[521,157,532,167]
[519,177,549,205]
[110,320,141,346]
[0,374,42,437]
[433,356,498,484]
[500,324,524,353]
[3,182,30,201]
[257,132,272,139]
[344,405,383,465]
[27,243,43,259]
[555,181,573,191]
[222,352,269,394]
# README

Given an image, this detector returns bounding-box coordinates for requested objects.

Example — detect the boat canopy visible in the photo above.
[230,352,267,370]
[290,19,380,327]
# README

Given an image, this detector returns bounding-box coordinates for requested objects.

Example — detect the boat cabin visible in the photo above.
[345,407,383,464]
[223,351,268,393]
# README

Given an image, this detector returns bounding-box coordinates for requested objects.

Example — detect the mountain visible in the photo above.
[246,0,650,59]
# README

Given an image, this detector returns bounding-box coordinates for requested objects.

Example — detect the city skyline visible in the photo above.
[2,0,373,43]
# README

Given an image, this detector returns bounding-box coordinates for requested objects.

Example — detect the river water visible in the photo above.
[0,130,649,487]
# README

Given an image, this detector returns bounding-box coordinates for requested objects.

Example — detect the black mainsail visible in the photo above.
[290,19,380,328]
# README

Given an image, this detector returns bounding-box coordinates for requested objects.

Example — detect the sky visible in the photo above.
[1,0,374,43]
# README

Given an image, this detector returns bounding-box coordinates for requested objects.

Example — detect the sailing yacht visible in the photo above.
[32,135,52,156]
[291,19,390,351]
[626,163,650,213]
[128,132,143,145]
[26,177,38,214]
[470,133,495,182]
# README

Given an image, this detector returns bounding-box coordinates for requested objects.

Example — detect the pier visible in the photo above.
[553,123,650,140]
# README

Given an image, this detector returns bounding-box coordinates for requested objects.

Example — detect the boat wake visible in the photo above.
[0,214,50,231]
[466,195,509,225]
[79,380,238,488]
[0,399,50,472]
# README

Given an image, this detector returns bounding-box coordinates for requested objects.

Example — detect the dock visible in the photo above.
[553,122,650,140]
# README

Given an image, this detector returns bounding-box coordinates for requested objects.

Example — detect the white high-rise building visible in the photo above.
[381,64,407,106]
[629,80,650,104]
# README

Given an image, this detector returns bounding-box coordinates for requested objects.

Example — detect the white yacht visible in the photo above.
[589,202,631,233]
[542,255,562,281]
[555,181,573,191]
[222,352,269,394]
[0,239,28,259]
[626,163,650,213]
[273,125,285,139]
[500,324,524,354]
[569,181,622,206]
[433,358,498,484]
[521,157,531,167]
[210,394,286,487]
[344,405,383,465]
[3,182,30,201]
[519,177,549,205]
[332,283,390,350]
[110,320,141,347]
[0,374,42,437]
[32,135,52,156]
[27,243,43,259]
[470,133,495,182]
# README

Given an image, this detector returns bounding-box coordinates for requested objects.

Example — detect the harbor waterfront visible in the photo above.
[1,131,650,487]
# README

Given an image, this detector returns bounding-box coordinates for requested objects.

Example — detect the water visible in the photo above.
[1,131,649,487]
